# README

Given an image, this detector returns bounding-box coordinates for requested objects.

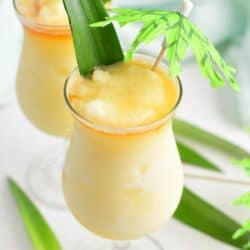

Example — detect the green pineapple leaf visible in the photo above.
[177,141,221,172]
[175,188,250,249]
[233,159,250,176]
[233,158,250,248]
[91,8,239,90]
[233,219,250,242]
[63,0,124,76]
[174,118,250,159]
[8,177,62,250]
[234,192,250,207]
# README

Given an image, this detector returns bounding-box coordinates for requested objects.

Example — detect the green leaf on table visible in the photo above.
[175,124,250,248]
[91,8,239,90]
[175,188,250,249]
[8,177,62,250]
[233,220,250,249]
[233,219,250,240]
[233,159,250,176]
[63,0,124,76]
[244,125,250,134]
[173,118,250,159]
[234,192,250,207]
[177,141,221,172]
[232,158,250,248]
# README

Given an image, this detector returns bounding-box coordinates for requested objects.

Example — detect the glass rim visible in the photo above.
[64,54,183,135]
[13,0,70,33]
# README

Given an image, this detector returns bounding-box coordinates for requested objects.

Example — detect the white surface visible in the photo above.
[1,2,250,250]
[0,0,22,106]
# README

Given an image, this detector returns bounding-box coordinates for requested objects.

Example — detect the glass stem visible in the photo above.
[112,241,131,250]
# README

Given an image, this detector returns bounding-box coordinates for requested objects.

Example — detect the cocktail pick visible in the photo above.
[185,170,250,186]
[152,0,194,70]
[92,2,239,90]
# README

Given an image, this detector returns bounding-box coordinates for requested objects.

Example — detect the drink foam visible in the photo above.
[68,60,178,128]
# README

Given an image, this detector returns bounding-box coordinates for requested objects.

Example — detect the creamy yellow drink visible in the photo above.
[16,0,69,25]
[63,55,183,240]
[15,0,75,136]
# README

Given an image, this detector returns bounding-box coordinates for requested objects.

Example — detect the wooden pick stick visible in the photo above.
[185,172,250,186]
[151,41,167,71]
[151,0,194,71]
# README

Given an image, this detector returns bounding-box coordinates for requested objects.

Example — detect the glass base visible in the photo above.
[26,140,68,209]
[75,236,164,250]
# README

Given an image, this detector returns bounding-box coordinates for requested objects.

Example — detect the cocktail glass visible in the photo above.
[63,54,183,249]
[14,0,76,208]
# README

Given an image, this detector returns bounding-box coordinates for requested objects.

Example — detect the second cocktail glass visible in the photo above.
[14,0,76,208]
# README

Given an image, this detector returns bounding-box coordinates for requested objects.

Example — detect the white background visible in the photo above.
[1,0,250,249]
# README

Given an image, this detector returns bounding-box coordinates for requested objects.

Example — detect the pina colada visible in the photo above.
[63,55,183,240]
[14,0,76,208]
[15,0,75,137]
